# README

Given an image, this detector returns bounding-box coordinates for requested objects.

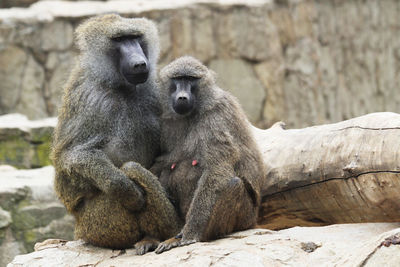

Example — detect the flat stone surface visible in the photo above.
[0,114,56,131]
[0,0,272,21]
[7,223,400,266]
[0,165,55,202]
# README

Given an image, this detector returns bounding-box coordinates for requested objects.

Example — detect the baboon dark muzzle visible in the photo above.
[124,69,149,85]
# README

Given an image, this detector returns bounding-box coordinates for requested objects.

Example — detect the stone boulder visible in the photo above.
[0,165,73,267]
[7,223,400,266]
[0,114,56,168]
[2,0,400,128]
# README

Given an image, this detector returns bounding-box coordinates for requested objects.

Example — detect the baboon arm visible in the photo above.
[198,113,241,165]
[149,155,169,177]
[182,168,234,241]
[62,147,145,208]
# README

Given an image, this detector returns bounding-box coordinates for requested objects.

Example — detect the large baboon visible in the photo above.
[152,56,265,253]
[51,14,181,253]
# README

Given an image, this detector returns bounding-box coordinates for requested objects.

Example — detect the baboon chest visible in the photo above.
[160,158,203,219]
[104,106,160,169]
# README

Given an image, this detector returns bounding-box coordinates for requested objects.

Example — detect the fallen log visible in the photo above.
[254,112,400,230]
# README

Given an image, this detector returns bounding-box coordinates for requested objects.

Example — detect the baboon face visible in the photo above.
[161,56,216,117]
[169,76,199,115]
[112,34,149,85]
[76,14,160,87]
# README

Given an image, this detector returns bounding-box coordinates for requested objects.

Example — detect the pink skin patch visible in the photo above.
[192,160,198,166]
[171,163,176,170]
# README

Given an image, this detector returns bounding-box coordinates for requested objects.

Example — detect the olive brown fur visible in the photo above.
[51,14,181,252]
[152,56,266,253]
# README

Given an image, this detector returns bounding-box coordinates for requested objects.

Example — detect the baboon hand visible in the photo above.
[122,161,158,182]
[121,161,147,177]
[109,174,145,211]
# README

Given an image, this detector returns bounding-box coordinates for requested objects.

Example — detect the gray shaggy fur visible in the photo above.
[52,14,180,251]
[153,56,265,253]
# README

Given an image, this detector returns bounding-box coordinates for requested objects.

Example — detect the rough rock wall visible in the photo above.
[0,165,74,267]
[0,114,55,168]
[0,0,107,9]
[0,0,399,128]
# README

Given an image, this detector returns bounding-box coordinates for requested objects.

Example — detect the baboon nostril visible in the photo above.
[134,61,147,69]
[178,96,187,100]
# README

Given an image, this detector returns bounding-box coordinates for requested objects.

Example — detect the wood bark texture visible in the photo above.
[254,112,400,230]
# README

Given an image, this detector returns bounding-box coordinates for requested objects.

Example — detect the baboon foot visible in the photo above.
[134,236,160,255]
[155,234,197,254]
[155,236,181,254]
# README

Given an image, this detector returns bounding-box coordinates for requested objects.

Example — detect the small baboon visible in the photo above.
[152,56,265,253]
[52,14,181,253]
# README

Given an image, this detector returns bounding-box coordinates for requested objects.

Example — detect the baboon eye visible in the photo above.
[111,35,141,42]
[186,76,200,81]
[173,76,199,81]
[169,84,176,93]
[191,84,198,92]
[140,42,148,57]
[112,36,125,42]
[73,197,85,212]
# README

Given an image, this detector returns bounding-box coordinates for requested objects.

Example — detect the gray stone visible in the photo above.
[33,215,74,241]
[269,6,296,47]
[27,215,74,251]
[7,223,400,267]
[14,54,47,119]
[0,186,29,212]
[169,9,193,60]
[0,0,38,8]
[0,46,27,115]
[157,17,172,63]
[0,114,56,168]
[0,165,56,202]
[291,1,316,40]
[45,51,76,116]
[365,245,400,267]
[214,12,237,59]
[0,0,400,127]
[0,23,16,48]
[209,59,265,123]
[282,38,324,128]
[232,7,282,62]
[13,203,66,231]
[0,228,26,267]
[0,208,11,229]
[40,20,73,51]
[254,59,285,127]
[0,165,74,260]
[191,7,216,63]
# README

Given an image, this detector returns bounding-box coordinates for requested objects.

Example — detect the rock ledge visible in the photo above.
[8,223,400,266]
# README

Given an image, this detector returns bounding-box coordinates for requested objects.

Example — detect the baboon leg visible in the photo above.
[182,176,256,243]
[74,194,141,249]
[134,236,160,255]
[63,149,145,212]
[202,177,257,240]
[122,161,182,239]
[156,176,257,254]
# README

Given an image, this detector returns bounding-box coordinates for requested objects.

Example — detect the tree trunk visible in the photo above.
[254,112,400,230]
